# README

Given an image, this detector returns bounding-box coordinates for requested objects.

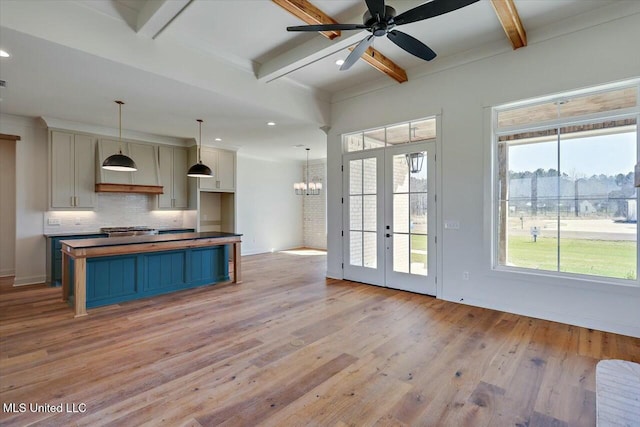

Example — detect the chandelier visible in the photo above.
[294,148,322,196]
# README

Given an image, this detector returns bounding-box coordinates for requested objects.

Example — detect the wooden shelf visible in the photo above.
[95,183,164,194]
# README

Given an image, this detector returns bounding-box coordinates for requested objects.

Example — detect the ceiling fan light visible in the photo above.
[187,161,213,178]
[102,152,137,171]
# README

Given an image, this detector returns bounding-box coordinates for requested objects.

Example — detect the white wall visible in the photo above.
[0,114,48,285]
[236,154,303,255]
[327,9,640,337]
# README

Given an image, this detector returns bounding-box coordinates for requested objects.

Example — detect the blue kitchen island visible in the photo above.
[60,232,242,317]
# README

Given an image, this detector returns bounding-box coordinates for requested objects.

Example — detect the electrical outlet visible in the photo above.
[47,218,61,226]
[462,271,469,280]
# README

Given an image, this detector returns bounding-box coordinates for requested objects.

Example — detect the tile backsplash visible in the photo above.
[44,193,197,234]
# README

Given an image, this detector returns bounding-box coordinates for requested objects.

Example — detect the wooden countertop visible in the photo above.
[60,231,242,249]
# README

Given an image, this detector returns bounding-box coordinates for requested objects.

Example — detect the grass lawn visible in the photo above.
[508,235,637,280]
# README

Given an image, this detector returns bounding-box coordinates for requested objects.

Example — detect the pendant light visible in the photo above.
[294,148,322,196]
[187,119,213,178]
[102,100,137,172]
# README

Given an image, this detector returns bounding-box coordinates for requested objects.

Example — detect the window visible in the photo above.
[493,82,639,281]
[344,117,436,152]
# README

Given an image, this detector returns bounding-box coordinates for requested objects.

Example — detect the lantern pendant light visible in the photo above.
[405,152,424,174]
[102,100,137,172]
[187,119,213,178]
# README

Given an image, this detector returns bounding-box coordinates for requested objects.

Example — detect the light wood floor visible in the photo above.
[1,251,639,426]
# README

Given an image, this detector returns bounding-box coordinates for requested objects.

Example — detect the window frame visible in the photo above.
[490,81,640,286]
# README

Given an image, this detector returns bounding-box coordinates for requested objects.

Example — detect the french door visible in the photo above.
[343,141,436,295]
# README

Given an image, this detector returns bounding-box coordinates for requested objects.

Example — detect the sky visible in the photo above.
[508,131,637,177]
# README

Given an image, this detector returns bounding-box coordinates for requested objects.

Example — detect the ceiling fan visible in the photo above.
[287,0,480,71]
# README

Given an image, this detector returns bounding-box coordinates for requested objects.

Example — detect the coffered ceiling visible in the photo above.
[0,0,629,160]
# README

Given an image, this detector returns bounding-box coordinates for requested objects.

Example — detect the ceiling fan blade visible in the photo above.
[393,0,480,26]
[340,35,375,71]
[365,0,386,21]
[287,24,368,32]
[387,30,436,61]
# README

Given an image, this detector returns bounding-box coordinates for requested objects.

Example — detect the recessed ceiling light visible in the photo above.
[335,59,344,66]
[0,50,10,58]
[215,138,222,142]
[267,122,276,126]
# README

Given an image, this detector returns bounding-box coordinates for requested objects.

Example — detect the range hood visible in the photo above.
[96,140,163,194]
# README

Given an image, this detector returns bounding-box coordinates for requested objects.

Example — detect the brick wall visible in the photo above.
[303,161,327,250]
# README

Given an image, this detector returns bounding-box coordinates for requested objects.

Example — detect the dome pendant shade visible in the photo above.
[188,119,213,178]
[102,100,137,172]
[102,150,137,171]
[187,161,213,178]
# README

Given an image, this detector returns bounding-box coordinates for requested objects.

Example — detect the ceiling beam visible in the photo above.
[490,0,527,49]
[258,31,367,83]
[136,0,192,39]
[269,0,408,84]
[355,46,408,83]
[272,0,341,40]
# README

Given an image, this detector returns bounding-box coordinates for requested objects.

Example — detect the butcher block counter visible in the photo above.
[60,232,242,317]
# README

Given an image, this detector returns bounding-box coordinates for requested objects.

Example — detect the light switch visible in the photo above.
[444,220,460,230]
[47,218,61,225]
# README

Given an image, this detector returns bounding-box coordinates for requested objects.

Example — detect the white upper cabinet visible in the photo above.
[158,146,188,209]
[50,131,96,209]
[197,147,235,192]
[217,149,235,192]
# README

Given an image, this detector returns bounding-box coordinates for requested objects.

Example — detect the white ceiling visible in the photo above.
[0,0,625,160]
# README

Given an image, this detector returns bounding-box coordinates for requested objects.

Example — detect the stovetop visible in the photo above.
[100,226,158,237]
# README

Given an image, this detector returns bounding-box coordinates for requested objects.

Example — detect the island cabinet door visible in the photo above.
[189,246,229,285]
[143,251,186,292]
[86,256,138,307]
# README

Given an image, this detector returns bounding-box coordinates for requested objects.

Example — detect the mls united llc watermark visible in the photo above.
[3,402,87,414]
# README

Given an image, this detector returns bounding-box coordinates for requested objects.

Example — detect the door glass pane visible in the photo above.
[350,232,363,266]
[363,158,377,194]
[350,196,362,230]
[410,194,428,234]
[393,234,409,273]
[393,155,409,192]
[350,160,362,195]
[411,234,428,276]
[394,194,409,233]
[363,195,376,231]
[410,154,428,192]
[363,232,377,268]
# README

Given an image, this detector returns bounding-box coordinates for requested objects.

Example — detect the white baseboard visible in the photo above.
[13,275,46,286]
[326,269,343,280]
[0,268,15,277]
[442,293,640,339]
